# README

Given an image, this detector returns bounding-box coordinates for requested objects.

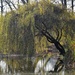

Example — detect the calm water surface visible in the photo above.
[0,56,74,75]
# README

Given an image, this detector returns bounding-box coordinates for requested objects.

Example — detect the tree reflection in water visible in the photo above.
[34,55,59,74]
[0,57,34,74]
[0,57,74,75]
[0,60,7,73]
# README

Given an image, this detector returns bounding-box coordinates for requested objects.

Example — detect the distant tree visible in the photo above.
[1,0,3,15]
[61,0,74,12]
[21,0,29,4]
[72,0,74,12]
[21,0,26,4]
[64,0,67,7]
[61,0,67,8]
[0,0,18,15]
[61,0,64,5]
[5,0,17,10]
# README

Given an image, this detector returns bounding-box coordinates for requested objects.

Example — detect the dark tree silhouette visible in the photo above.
[72,0,74,12]
[35,15,65,56]
[60,0,67,8]
[61,0,64,5]
[21,0,26,4]
[1,0,3,15]
[64,0,67,7]
[21,0,29,4]
[35,15,66,72]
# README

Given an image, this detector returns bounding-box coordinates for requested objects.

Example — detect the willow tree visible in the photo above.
[34,0,75,68]
[1,0,75,62]
[2,7,35,55]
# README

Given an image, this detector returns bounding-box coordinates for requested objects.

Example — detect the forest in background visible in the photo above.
[0,0,75,66]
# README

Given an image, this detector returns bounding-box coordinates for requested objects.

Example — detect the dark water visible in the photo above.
[0,56,75,75]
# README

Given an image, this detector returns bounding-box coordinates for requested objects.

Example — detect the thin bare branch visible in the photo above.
[42,22,47,30]
[5,1,13,10]
[10,1,17,10]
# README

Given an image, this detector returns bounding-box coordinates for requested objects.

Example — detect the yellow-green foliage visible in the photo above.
[0,1,75,58]
[0,16,4,53]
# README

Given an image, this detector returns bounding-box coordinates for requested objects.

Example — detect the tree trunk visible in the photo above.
[72,0,74,13]
[21,0,26,4]
[26,0,29,3]
[1,0,3,15]
[61,0,63,5]
[63,0,67,8]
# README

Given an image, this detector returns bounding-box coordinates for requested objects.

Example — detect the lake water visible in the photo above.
[0,57,74,75]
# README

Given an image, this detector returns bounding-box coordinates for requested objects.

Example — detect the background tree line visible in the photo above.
[0,0,75,15]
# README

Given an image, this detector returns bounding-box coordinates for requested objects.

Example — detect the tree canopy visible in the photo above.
[0,0,75,65]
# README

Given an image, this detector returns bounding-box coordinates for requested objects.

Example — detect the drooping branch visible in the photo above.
[35,15,65,56]
[42,20,62,42]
